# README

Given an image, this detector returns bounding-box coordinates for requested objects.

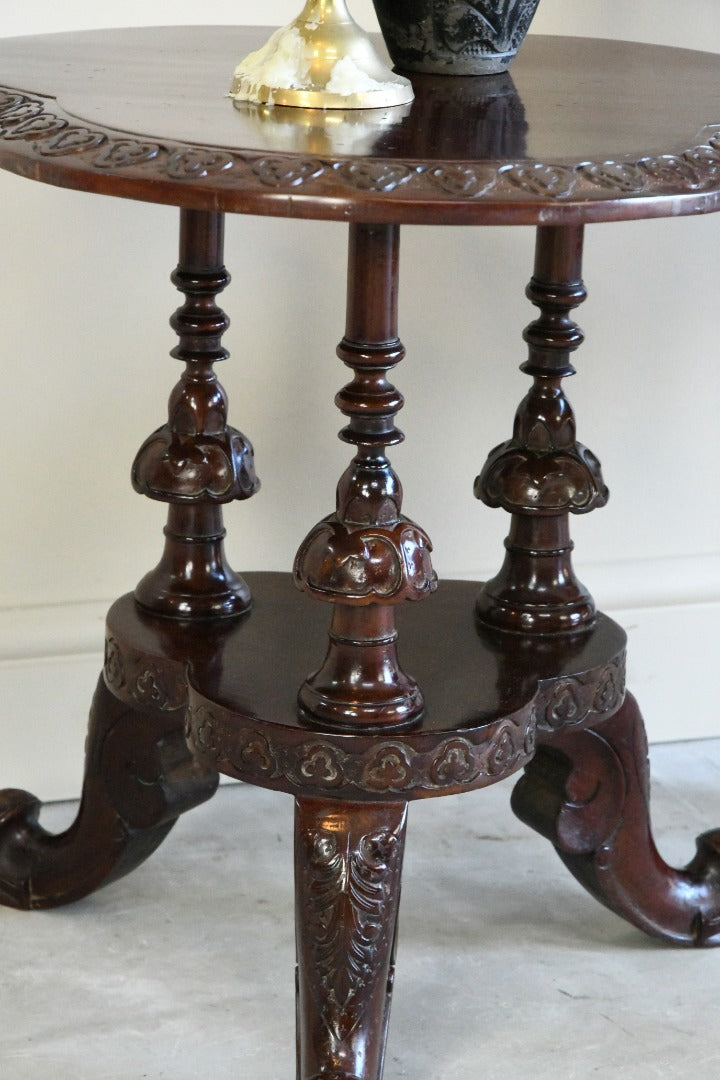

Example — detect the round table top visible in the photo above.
[1,25,720,225]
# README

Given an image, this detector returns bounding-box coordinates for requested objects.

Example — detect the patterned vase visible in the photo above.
[371,0,541,75]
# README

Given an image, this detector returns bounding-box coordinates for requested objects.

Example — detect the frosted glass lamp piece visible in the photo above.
[230,0,414,110]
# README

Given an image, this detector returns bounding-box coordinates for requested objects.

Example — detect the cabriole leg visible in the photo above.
[295,798,407,1080]
[0,207,261,909]
[512,691,720,946]
[0,674,218,910]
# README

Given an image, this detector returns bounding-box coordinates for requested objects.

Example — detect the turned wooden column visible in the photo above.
[294,223,436,729]
[132,209,259,618]
[475,224,607,634]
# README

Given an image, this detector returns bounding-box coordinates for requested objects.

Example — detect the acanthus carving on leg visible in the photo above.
[295,798,407,1080]
[0,674,218,910]
[512,691,720,946]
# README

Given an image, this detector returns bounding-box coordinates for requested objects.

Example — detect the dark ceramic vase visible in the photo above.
[372,0,541,75]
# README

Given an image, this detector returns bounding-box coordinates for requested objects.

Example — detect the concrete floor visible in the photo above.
[2,740,720,1079]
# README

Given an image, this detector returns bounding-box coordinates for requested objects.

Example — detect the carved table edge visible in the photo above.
[535,650,627,738]
[103,595,626,801]
[184,696,537,800]
[182,648,627,801]
[104,633,187,714]
[2,88,720,215]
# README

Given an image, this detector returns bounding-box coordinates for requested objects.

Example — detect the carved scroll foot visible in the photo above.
[295,798,406,1080]
[512,691,720,946]
[0,674,218,910]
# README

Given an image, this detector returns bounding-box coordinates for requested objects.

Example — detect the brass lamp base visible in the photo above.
[230,0,413,110]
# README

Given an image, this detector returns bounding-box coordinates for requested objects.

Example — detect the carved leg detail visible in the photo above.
[0,675,218,910]
[295,798,407,1080]
[512,691,720,946]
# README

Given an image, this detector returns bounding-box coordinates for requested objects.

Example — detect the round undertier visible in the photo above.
[105,573,626,802]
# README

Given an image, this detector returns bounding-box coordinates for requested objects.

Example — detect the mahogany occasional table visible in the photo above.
[2,25,720,1079]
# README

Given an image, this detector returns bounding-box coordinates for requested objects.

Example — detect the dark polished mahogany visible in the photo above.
[475,223,607,634]
[3,29,720,223]
[513,693,720,947]
[2,24,720,1080]
[295,798,406,1079]
[293,223,437,730]
[133,208,259,618]
[0,676,218,910]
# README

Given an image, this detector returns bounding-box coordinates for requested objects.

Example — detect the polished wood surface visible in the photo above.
[104,574,626,800]
[2,27,720,222]
[475,223,607,633]
[293,223,437,730]
[295,798,406,1078]
[514,692,720,947]
[132,208,258,618]
[0,676,218,910]
[3,23,720,1080]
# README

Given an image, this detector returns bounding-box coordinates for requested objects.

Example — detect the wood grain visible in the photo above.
[2,29,720,223]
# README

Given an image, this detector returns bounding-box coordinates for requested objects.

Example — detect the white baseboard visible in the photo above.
[1,556,718,801]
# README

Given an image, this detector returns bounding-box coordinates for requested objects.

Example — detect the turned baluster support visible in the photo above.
[294,223,436,730]
[132,208,259,619]
[475,224,607,634]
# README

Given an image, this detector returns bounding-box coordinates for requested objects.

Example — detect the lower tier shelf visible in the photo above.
[105,573,626,802]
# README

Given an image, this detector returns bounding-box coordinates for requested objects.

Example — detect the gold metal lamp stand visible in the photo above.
[231,0,414,109]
